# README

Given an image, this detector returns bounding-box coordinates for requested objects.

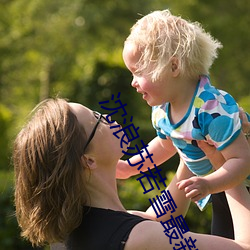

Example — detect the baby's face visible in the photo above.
[123,42,174,106]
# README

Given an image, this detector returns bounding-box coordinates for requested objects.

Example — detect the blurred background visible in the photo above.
[0,0,249,249]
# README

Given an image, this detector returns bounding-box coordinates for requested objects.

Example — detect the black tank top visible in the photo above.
[66,206,148,250]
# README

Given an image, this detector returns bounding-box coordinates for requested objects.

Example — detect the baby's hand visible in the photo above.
[116,159,137,179]
[177,176,211,202]
[116,160,131,179]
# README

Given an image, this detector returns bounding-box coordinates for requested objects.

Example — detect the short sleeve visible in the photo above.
[197,90,241,150]
[156,130,168,139]
[151,105,169,140]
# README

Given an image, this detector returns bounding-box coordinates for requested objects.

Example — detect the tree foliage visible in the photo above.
[0,0,249,248]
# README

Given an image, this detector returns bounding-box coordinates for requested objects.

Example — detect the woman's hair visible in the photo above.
[13,98,88,246]
[125,9,222,81]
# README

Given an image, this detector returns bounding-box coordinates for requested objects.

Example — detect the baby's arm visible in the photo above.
[178,132,250,201]
[116,136,177,179]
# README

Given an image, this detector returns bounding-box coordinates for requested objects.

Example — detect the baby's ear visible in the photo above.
[171,57,180,76]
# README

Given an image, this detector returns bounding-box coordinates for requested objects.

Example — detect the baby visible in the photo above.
[118,9,250,237]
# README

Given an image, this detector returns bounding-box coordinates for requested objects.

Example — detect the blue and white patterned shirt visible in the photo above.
[152,75,242,176]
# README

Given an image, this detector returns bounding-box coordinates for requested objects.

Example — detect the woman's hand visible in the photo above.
[239,107,250,141]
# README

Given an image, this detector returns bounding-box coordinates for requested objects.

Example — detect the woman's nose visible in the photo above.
[104,114,112,124]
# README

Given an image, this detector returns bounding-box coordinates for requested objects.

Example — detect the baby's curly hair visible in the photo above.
[125,9,222,81]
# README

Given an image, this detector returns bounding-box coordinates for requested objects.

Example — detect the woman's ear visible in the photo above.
[82,155,97,169]
[171,57,180,77]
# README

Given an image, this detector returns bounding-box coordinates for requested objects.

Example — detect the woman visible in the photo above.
[13,98,250,249]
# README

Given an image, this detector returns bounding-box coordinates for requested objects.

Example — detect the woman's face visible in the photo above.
[68,103,126,162]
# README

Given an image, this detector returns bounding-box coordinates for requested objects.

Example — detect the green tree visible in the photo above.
[0,1,249,248]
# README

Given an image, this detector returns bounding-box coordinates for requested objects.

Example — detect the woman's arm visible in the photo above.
[126,114,250,250]
[125,183,250,250]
